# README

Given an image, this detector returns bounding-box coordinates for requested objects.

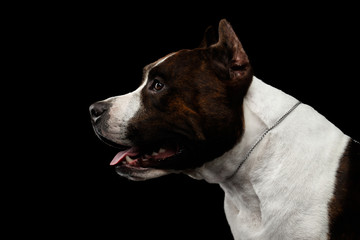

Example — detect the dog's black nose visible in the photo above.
[89,101,110,122]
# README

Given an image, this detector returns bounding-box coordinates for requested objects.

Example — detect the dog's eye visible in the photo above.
[150,79,164,91]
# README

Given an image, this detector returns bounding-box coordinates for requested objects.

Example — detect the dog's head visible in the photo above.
[89,19,252,180]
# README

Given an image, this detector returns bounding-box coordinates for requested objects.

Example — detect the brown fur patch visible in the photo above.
[328,140,360,239]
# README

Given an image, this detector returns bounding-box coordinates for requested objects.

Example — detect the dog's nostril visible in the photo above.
[89,101,110,121]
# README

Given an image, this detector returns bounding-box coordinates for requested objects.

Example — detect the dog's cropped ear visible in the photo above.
[211,19,252,88]
[199,25,218,48]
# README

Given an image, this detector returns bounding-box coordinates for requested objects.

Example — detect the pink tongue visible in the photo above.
[110,147,139,166]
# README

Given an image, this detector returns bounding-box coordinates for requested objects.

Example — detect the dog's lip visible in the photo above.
[95,132,132,150]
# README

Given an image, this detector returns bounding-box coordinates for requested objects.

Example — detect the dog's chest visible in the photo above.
[221,130,349,239]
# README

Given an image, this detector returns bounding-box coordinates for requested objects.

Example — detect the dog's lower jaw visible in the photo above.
[185,77,350,239]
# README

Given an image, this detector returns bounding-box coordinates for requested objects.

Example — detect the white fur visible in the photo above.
[102,53,176,146]
[187,76,350,239]
[102,81,146,146]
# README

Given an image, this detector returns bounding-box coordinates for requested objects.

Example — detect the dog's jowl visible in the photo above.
[90,19,359,239]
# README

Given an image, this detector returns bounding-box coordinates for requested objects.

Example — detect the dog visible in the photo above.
[90,19,359,239]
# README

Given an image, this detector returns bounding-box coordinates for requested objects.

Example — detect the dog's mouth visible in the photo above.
[109,142,182,169]
[94,131,186,171]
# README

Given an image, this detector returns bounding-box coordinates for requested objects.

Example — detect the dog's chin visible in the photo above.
[115,166,177,181]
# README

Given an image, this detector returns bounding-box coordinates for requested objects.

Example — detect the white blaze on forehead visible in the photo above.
[102,52,177,145]
[154,52,177,67]
[139,52,177,86]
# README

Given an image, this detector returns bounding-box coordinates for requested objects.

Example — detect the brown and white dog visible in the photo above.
[90,19,359,239]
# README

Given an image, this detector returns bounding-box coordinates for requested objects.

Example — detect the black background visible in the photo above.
[9,3,359,239]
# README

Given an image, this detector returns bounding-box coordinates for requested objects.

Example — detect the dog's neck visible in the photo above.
[186,76,299,184]
[185,76,302,229]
